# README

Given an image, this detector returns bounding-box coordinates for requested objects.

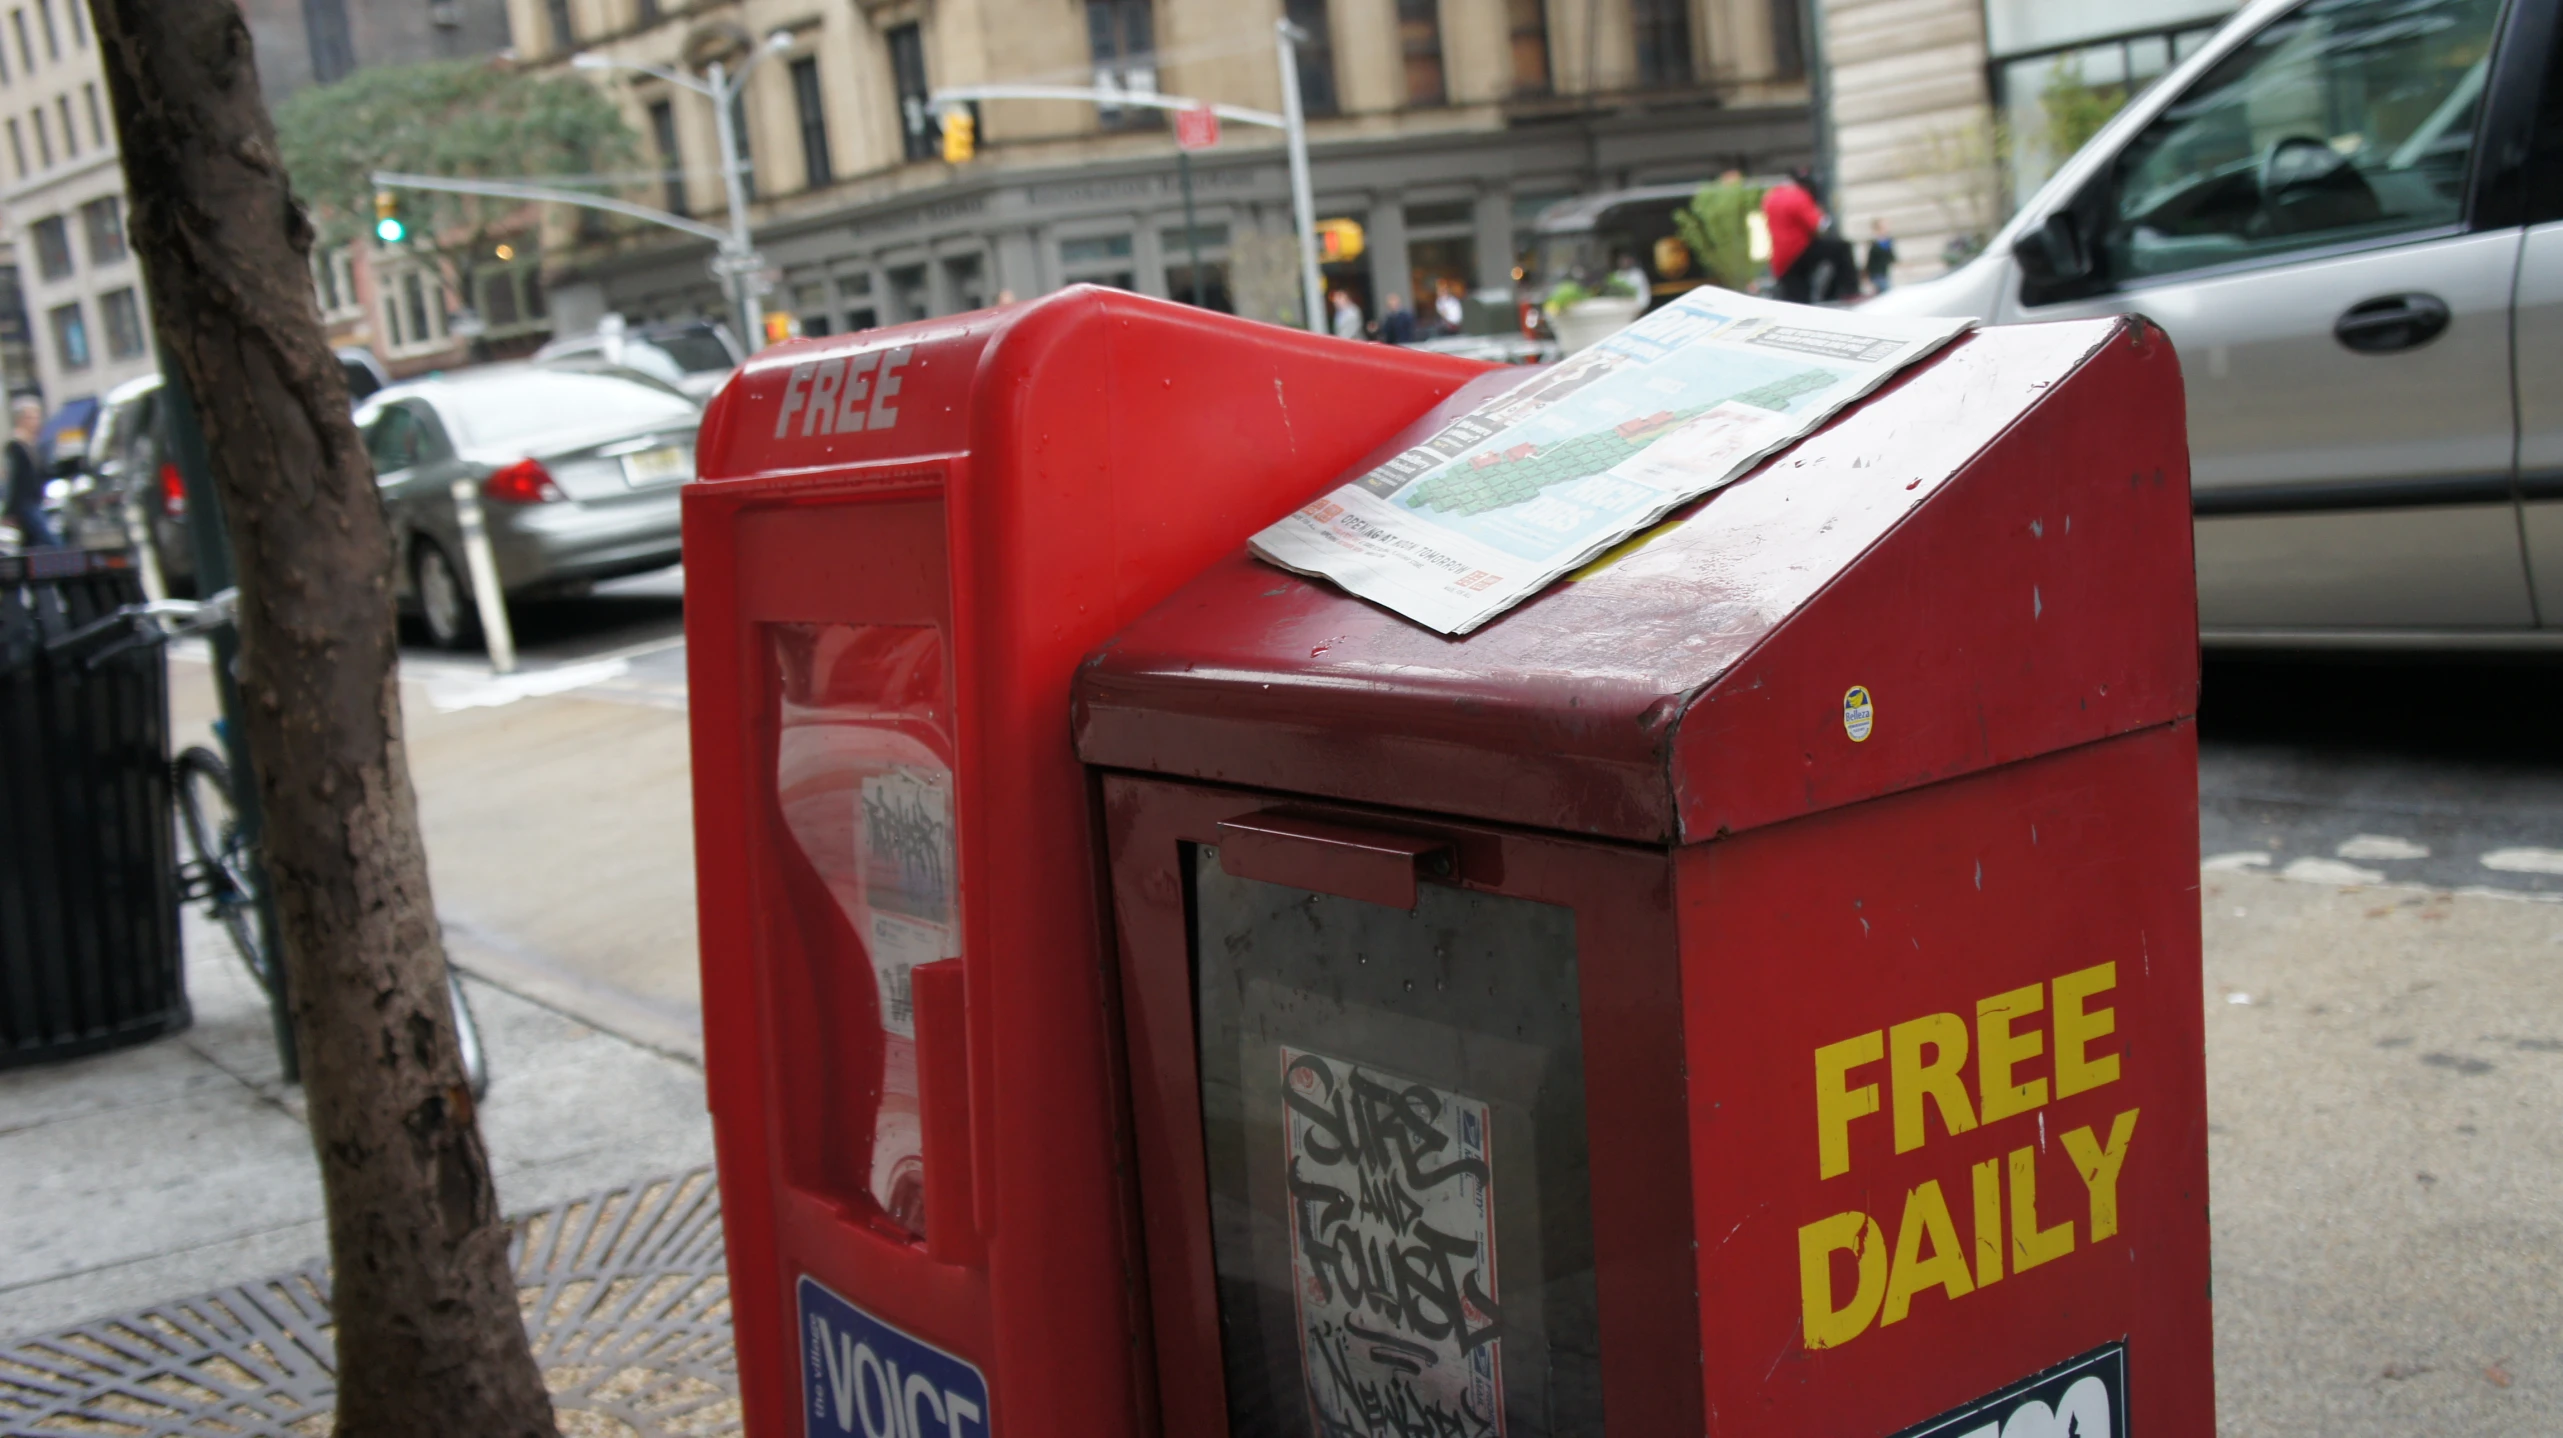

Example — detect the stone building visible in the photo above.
[1815,0,2240,283]
[518,0,1817,337]
[0,0,517,414]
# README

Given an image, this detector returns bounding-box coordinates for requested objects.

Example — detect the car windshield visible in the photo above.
[650,330,735,373]
[438,371,698,449]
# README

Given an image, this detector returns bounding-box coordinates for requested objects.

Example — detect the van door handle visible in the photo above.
[2334,293,2450,353]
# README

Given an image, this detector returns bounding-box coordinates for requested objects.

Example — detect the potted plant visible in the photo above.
[1543,274,1644,354]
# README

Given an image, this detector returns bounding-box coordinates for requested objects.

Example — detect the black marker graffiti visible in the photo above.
[1284,1050,1505,1437]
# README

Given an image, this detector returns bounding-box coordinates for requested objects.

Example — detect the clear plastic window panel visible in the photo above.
[771,623,955,1238]
[1191,845,1599,1437]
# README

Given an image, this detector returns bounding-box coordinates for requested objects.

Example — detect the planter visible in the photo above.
[1547,295,1644,354]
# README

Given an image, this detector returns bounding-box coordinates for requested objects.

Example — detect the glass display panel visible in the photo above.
[1192,845,1599,1437]
[771,622,956,1238]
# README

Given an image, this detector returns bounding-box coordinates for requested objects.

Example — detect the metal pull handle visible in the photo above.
[1214,811,1453,910]
[2334,292,2449,354]
[912,957,984,1264]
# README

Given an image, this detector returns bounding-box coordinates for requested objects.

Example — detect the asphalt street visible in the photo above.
[451,577,2563,905]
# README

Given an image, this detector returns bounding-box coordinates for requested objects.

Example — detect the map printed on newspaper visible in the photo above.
[1250,289,1974,635]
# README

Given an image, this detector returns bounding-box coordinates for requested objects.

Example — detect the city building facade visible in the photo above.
[1816,0,2241,282]
[519,0,1817,338]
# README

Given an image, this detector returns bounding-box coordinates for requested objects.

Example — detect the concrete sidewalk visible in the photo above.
[0,903,715,1340]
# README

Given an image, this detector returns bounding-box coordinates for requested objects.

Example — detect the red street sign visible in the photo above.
[1175,105,1220,151]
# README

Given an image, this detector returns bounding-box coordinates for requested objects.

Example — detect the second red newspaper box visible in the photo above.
[683,288,1486,1436]
[1073,315,2213,1434]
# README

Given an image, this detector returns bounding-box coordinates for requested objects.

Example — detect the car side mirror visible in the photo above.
[2013,211,2093,287]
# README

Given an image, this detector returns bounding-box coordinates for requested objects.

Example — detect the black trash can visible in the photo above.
[0,549,186,1066]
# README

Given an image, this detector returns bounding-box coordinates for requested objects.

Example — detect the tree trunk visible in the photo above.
[86,6,558,1434]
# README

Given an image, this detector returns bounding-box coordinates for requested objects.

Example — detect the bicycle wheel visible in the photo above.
[173,746,273,996]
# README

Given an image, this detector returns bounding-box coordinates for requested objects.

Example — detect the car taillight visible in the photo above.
[158,462,186,517]
[484,458,564,504]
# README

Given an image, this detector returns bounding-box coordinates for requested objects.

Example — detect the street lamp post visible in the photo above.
[1275,19,1324,335]
[573,33,789,347]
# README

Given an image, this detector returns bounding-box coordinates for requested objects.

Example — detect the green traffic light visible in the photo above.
[376,216,405,243]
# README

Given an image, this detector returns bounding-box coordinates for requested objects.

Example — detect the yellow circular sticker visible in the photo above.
[1842,685,1875,743]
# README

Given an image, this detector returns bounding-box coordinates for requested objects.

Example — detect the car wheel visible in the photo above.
[415,539,479,651]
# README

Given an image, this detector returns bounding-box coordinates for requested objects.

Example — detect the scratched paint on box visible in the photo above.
[1282,1047,1505,1436]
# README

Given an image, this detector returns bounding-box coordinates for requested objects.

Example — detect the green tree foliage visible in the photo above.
[2038,56,2130,169]
[1674,177,1764,292]
[275,59,638,318]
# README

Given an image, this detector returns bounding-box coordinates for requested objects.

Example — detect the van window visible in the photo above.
[2102,0,2502,284]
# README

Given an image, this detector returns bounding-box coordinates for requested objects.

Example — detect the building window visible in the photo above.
[79,196,122,265]
[635,0,660,21]
[48,300,85,369]
[35,0,54,60]
[53,94,71,156]
[1632,0,1693,87]
[544,0,573,53]
[404,271,432,345]
[30,104,48,166]
[728,88,754,200]
[647,98,686,215]
[887,23,936,162]
[8,11,30,75]
[305,0,355,84]
[942,253,984,311]
[1059,233,1136,291]
[313,244,359,318]
[6,119,23,178]
[482,269,522,328]
[100,286,142,358]
[80,80,99,147]
[1768,0,1804,77]
[789,56,832,187]
[1087,0,1158,127]
[1397,0,1445,106]
[1282,0,1338,116]
[838,272,875,331]
[1507,0,1549,94]
[30,214,70,279]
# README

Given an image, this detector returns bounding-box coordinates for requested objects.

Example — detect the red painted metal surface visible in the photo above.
[1681,722,2210,1434]
[1074,317,2196,845]
[1074,315,2209,1431]
[1213,810,1451,908]
[681,286,1487,1437]
[1098,775,1700,1437]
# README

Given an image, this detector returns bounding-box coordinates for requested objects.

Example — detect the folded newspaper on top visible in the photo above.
[1250,289,1974,635]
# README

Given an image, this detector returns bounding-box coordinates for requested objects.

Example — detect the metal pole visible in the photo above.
[708,60,762,348]
[1179,146,1206,309]
[1276,20,1324,334]
[160,361,295,1083]
[447,477,517,675]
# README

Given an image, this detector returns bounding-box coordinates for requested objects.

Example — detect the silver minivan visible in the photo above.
[1869,0,2562,646]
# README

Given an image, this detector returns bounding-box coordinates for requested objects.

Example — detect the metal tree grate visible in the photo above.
[0,1168,738,1436]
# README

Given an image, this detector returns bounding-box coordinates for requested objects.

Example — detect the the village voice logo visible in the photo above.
[1890,1342,2127,1438]
[799,1275,988,1438]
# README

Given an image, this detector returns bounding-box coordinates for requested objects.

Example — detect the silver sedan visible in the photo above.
[358,366,699,649]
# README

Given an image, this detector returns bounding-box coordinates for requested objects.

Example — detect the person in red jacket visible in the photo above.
[1763,168,1860,304]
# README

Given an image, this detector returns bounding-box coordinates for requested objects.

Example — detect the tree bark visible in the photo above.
[85,6,558,1434]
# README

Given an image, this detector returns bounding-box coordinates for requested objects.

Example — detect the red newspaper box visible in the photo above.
[1075,317,2214,1434]
[682,288,1486,1436]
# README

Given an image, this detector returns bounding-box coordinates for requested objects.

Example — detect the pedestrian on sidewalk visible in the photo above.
[1379,291,1419,345]
[5,398,58,549]
[1764,168,1859,305]
[1330,289,1365,341]
[1865,219,1899,295]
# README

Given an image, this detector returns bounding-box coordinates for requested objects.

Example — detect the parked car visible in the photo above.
[59,348,393,585]
[1867,0,2562,646]
[359,365,700,649]
[534,318,741,402]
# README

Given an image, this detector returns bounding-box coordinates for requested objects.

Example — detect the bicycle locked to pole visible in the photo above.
[45,588,488,1098]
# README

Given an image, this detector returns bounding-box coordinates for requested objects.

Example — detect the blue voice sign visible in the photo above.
[800,1275,990,1438]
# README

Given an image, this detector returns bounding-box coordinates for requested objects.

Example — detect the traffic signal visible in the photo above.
[940,110,974,164]
[373,189,406,245]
